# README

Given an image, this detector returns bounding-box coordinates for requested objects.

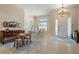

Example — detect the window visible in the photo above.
[39,17,48,32]
[55,19,58,35]
[67,17,72,37]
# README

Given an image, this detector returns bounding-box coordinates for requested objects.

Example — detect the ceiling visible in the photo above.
[15,4,77,16]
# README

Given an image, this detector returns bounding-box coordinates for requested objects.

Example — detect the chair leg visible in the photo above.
[22,40,25,47]
[25,39,28,45]
[2,39,4,44]
[16,41,20,48]
[13,41,15,48]
[16,42,18,48]
[30,38,31,42]
[30,36,31,42]
[20,41,23,47]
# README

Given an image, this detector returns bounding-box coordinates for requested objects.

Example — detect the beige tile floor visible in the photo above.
[0,33,79,54]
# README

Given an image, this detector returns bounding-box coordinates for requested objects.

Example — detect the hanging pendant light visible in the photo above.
[58,4,70,16]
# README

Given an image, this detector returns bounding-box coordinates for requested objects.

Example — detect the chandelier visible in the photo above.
[58,4,70,16]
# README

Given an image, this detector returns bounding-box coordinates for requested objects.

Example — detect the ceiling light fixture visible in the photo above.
[57,4,70,16]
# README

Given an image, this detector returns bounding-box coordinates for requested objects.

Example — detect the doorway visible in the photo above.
[55,16,72,38]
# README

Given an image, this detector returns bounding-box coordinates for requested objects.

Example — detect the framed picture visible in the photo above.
[3,21,17,27]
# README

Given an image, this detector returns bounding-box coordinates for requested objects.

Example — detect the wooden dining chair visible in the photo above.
[14,34,23,48]
[25,31,31,43]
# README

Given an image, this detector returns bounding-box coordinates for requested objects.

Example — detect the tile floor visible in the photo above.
[0,33,79,54]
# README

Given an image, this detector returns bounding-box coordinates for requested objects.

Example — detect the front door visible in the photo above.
[57,16,69,38]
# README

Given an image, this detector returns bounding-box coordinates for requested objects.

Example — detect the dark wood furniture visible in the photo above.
[25,31,31,43]
[14,34,25,48]
[13,32,31,48]
[73,31,79,43]
[0,30,25,44]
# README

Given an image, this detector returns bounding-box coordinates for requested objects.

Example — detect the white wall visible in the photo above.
[0,5,24,30]
[77,7,79,31]
[24,9,35,32]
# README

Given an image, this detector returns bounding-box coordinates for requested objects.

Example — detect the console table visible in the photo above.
[73,31,79,43]
[0,30,25,44]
